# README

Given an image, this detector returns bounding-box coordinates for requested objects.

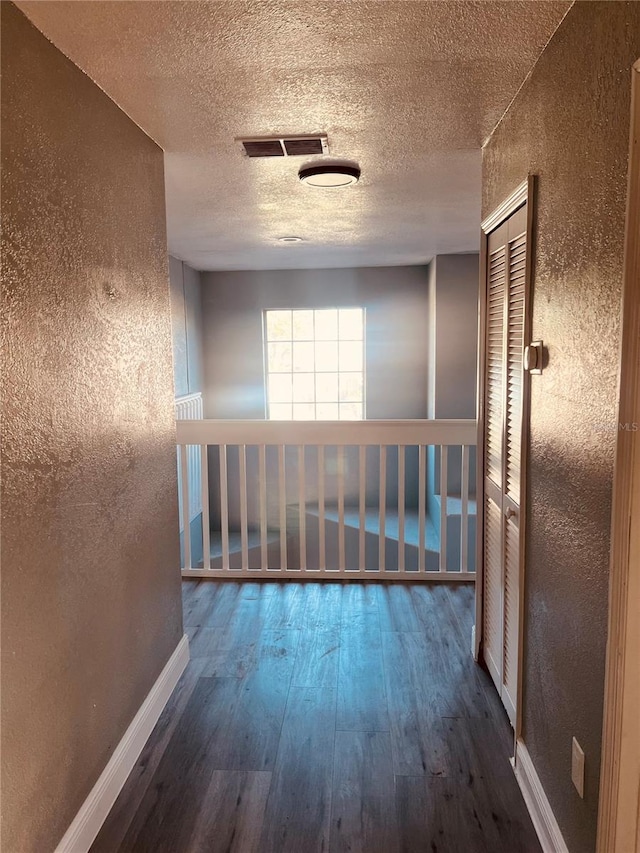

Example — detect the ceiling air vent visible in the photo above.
[239,135,328,158]
[283,137,324,156]
[242,139,285,158]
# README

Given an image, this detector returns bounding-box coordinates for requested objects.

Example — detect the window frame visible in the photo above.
[262,306,367,421]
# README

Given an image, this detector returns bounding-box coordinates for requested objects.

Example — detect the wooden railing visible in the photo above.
[176,419,477,581]
[175,393,203,534]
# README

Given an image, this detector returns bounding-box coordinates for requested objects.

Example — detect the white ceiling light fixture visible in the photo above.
[278,236,303,243]
[298,163,361,188]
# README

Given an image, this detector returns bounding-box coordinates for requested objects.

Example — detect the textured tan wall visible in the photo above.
[1,5,183,851]
[482,3,640,851]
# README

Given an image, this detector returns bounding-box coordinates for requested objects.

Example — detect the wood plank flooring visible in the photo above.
[92,581,541,853]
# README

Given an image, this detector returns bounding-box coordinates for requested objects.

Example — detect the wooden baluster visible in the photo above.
[439,445,448,573]
[419,445,426,573]
[379,446,386,573]
[461,444,470,574]
[398,445,405,572]
[318,446,326,570]
[259,444,267,570]
[200,444,210,570]
[359,445,366,572]
[239,445,249,572]
[338,445,346,572]
[298,445,307,571]
[180,443,191,570]
[279,445,287,571]
[219,445,230,571]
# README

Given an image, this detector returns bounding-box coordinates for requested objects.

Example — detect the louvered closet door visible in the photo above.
[482,203,528,727]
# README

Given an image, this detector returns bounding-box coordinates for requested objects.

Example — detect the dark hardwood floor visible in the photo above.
[92,581,541,853]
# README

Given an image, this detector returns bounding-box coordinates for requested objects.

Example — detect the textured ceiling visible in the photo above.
[18,1,571,270]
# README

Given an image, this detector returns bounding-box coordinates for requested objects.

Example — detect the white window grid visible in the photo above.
[264,308,365,421]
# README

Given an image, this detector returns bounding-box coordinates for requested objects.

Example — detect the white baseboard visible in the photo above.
[512,738,569,853]
[54,633,190,853]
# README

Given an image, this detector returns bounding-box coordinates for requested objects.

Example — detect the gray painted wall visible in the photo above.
[429,253,479,419]
[483,3,640,851]
[201,265,431,420]
[169,255,203,397]
[426,253,479,501]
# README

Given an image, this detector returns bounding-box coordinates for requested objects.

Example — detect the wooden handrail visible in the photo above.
[175,418,477,447]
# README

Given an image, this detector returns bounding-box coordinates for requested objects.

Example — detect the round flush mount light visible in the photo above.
[298,163,361,188]
[278,236,303,243]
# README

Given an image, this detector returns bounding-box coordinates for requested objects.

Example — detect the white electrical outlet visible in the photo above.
[571,737,585,798]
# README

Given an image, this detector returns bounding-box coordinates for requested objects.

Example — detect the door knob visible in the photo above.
[505,507,517,520]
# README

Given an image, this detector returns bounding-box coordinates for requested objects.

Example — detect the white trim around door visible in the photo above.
[475,175,535,737]
[597,58,640,853]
